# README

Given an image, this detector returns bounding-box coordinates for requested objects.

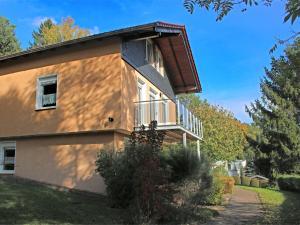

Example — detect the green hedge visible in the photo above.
[241,176,251,186]
[277,175,300,192]
[250,178,260,187]
[232,176,241,185]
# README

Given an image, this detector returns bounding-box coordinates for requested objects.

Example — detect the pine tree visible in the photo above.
[246,38,300,177]
[0,16,21,57]
[29,17,90,48]
[30,19,57,48]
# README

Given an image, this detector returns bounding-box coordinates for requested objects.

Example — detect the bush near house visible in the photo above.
[277,175,300,192]
[96,123,218,224]
[219,176,235,193]
[241,176,251,186]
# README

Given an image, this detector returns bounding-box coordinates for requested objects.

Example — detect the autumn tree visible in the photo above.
[0,16,21,57]
[30,17,90,48]
[246,38,300,176]
[180,94,247,161]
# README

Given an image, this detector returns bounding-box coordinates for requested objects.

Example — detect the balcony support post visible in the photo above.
[197,140,201,160]
[183,132,187,147]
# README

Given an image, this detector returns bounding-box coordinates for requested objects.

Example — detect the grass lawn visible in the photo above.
[239,186,300,225]
[0,177,124,225]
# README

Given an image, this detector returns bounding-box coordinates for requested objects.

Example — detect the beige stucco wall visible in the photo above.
[0,39,122,138]
[14,132,118,194]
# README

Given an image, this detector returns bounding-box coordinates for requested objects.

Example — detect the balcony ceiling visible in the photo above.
[0,21,201,93]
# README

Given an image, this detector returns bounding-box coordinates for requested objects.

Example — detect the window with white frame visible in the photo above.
[36,75,57,109]
[146,40,165,76]
[0,142,16,174]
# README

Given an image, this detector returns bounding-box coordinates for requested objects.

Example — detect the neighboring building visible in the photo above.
[228,160,247,176]
[0,22,203,194]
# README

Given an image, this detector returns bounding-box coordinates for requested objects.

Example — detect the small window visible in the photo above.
[36,75,57,109]
[4,148,15,171]
[0,142,16,174]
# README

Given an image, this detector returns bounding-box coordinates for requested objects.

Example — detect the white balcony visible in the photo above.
[134,99,203,140]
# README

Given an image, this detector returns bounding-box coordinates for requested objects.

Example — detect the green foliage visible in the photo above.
[247,38,300,177]
[232,176,241,185]
[179,94,247,161]
[0,16,21,57]
[241,176,251,186]
[277,175,300,192]
[30,16,90,48]
[161,144,209,182]
[204,176,224,205]
[96,122,166,222]
[183,0,299,24]
[250,178,260,187]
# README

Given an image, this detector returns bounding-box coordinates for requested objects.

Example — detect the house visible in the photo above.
[0,22,203,194]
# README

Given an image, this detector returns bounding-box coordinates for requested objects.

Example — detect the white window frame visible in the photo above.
[137,79,146,125]
[146,39,165,77]
[36,74,58,110]
[161,95,169,125]
[0,141,16,174]
[149,88,159,122]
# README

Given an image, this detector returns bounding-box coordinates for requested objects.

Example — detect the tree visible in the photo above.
[180,94,247,161]
[246,38,300,176]
[30,17,90,48]
[183,0,299,52]
[0,16,21,57]
[183,0,299,23]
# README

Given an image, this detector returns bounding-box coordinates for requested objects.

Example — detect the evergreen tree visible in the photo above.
[246,38,300,177]
[30,19,57,48]
[0,16,21,57]
[29,17,90,48]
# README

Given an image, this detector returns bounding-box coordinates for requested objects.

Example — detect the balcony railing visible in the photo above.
[134,99,203,138]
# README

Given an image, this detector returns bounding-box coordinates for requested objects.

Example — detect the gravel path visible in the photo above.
[207,187,263,225]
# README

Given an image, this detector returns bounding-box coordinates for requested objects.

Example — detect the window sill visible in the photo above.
[35,106,57,111]
[0,171,15,174]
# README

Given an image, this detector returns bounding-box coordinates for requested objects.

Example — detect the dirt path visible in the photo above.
[207,187,263,225]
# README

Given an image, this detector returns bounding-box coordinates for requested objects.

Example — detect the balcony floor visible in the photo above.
[134,124,202,142]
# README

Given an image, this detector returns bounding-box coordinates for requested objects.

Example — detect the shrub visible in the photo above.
[161,144,208,182]
[277,174,300,192]
[219,176,235,193]
[232,176,241,185]
[259,179,269,188]
[241,176,251,186]
[195,175,224,205]
[96,122,167,222]
[250,178,260,187]
[213,166,229,176]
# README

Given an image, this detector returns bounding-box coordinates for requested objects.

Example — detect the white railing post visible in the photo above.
[177,99,180,125]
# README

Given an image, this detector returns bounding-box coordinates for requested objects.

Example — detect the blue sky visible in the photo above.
[1,0,299,123]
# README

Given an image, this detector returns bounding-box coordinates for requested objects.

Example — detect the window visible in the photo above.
[146,40,154,66]
[137,80,145,125]
[36,75,57,109]
[149,89,158,121]
[146,40,164,76]
[0,142,16,174]
[161,95,168,124]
